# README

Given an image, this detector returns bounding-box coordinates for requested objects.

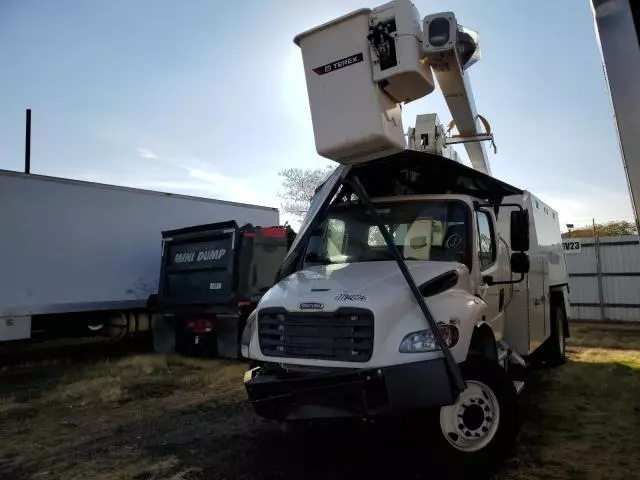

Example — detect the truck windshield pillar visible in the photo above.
[347,173,465,393]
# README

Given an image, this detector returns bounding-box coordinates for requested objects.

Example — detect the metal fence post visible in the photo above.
[593,219,606,321]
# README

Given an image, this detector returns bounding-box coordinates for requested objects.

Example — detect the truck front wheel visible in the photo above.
[432,355,518,476]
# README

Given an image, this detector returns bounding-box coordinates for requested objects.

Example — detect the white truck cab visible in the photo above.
[242,1,569,474]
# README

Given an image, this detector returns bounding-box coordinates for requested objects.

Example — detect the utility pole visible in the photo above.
[25,109,31,174]
[593,218,605,321]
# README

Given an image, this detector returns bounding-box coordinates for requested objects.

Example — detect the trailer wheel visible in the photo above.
[107,313,128,340]
[432,355,518,477]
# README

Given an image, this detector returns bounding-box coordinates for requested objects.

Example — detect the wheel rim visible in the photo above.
[439,380,501,452]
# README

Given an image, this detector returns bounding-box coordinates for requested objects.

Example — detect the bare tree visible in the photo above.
[278,166,334,222]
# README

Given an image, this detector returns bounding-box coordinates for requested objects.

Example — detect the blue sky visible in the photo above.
[0,0,633,228]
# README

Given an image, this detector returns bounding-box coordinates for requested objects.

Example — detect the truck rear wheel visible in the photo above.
[432,355,518,477]
[542,305,566,367]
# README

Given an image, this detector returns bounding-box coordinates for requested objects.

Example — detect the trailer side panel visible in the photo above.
[0,171,278,320]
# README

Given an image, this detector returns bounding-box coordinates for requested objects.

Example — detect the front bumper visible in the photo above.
[244,358,459,420]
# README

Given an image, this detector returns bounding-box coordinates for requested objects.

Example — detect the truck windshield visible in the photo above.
[305,200,471,268]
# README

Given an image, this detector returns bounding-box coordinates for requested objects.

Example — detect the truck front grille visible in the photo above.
[258,307,374,362]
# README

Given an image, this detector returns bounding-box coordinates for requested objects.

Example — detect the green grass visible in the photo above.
[502,324,640,480]
[0,353,248,480]
[0,323,639,480]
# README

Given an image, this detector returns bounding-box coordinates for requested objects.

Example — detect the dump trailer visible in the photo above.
[241,1,569,477]
[149,221,292,358]
[0,169,279,344]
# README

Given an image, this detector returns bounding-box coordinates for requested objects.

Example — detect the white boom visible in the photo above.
[294,0,494,174]
[592,0,640,231]
[423,12,492,175]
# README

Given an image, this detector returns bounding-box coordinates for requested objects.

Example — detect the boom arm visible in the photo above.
[439,72,491,176]
[592,0,640,232]
[423,13,492,175]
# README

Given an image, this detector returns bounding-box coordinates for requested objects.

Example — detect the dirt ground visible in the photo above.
[1,323,639,480]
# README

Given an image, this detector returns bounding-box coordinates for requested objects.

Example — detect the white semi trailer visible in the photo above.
[242,1,569,475]
[0,169,279,344]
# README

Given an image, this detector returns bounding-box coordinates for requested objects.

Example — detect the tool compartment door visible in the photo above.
[527,256,548,353]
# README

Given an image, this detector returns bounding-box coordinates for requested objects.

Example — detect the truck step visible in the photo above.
[513,381,525,394]
[497,340,528,367]
[508,349,527,367]
[497,348,509,364]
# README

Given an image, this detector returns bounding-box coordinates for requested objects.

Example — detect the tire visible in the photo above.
[543,304,567,367]
[107,312,128,340]
[429,355,519,478]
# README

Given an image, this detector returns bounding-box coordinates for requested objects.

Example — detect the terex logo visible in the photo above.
[174,248,226,264]
[313,52,364,76]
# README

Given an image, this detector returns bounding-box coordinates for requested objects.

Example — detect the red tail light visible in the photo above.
[187,318,215,334]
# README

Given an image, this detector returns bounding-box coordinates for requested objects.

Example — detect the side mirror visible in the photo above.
[511,252,530,274]
[510,210,530,252]
[410,235,428,249]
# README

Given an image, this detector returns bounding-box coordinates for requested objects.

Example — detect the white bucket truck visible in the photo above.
[242,0,569,473]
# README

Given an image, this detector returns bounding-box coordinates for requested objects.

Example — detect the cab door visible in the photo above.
[476,210,507,339]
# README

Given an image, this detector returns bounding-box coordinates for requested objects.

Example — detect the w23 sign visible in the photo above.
[563,240,582,254]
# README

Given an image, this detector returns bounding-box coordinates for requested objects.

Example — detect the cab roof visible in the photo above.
[351,150,522,202]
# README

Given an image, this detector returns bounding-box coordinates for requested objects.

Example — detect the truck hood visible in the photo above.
[259,261,471,311]
[250,260,480,367]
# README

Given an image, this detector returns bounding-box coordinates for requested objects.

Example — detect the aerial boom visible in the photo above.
[591,0,640,232]
[423,13,492,175]
[441,73,491,176]
[295,0,494,175]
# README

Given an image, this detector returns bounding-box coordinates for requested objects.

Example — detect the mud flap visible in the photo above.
[385,358,456,410]
[152,314,176,354]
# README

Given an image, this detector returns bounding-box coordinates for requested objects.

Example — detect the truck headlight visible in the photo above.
[399,324,459,353]
[240,310,258,355]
